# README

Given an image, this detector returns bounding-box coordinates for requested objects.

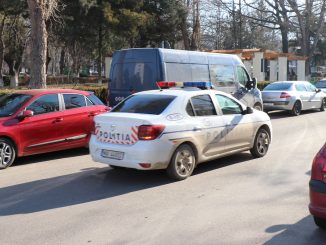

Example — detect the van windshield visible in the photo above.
[111,62,157,91]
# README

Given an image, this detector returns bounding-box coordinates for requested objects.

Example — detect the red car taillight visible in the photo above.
[280,92,291,99]
[311,145,326,183]
[138,125,165,140]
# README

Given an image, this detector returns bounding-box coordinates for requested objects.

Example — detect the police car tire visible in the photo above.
[0,138,16,169]
[314,216,326,229]
[250,128,270,158]
[167,144,196,180]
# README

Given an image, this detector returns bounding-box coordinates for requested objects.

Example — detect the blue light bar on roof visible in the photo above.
[184,81,212,89]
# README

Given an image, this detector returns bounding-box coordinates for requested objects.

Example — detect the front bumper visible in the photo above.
[89,135,175,170]
[309,180,326,219]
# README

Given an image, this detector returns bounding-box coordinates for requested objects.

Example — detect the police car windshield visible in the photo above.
[263,83,292,91]
[0,93,32,117]
[112,94,176,115]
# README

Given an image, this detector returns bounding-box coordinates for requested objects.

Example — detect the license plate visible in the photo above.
[264,103,274,106]
[101,149,124,160]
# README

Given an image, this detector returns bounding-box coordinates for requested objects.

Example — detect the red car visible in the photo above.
[0,89,108,169]
[309,143,326,228]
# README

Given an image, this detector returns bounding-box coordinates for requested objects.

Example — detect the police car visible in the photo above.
[89,82,272,180]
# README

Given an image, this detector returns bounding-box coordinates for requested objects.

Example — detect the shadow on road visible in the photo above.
[0,153,252,216]
[268,110,321,120]
[195,152,253,175]
[13,148,90,167]
[264,215,326,245]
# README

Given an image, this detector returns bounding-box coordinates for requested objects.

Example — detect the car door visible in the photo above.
[18,93,64,155]
[61,93,108,146]
[295,83,310,110]
[305,82,322,108]
[214,94,254,152]
[187,94,226,157]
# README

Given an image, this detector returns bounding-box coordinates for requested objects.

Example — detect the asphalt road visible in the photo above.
[1,110,326,245]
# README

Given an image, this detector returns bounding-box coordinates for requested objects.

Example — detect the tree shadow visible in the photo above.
[194,152,253,175]
[264,215,326,245]
[0,167,172,216]
[0,152,253,216]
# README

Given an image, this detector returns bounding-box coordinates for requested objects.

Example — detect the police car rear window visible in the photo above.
[111,94,176,115]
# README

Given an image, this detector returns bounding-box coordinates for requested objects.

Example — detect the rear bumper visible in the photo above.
[263,101,293,111]
[309,180,326,218]
[89,135,175,170]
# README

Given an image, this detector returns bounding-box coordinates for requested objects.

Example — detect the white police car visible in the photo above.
[90,82,272,180]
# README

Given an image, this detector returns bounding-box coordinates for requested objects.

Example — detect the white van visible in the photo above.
[108,48,263,110]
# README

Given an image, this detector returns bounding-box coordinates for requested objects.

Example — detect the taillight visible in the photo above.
[311,146,326,182]
[138,125,165,140]
[280,92,291,99]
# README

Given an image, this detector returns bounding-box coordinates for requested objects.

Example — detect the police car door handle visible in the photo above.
[193,126,202,131]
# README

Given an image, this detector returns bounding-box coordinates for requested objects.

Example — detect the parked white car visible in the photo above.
[90,82,272,180]
[262,81,326,115]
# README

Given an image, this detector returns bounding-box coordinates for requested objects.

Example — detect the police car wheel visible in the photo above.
[250,128,270,158]
[0,138,16,169]
[167,144,196,180]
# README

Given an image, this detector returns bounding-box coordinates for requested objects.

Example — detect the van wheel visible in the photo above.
[0,138,16,169]
[320,98,326,111]
[253,103,262,111]
[167,144,196,180]
[291,101,302,116]
[250,128,270,158]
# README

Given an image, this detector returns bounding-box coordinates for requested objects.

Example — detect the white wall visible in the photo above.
[269,60,278,82]
[105,57,112,79]
[278,57,288,81]
[253,52,265,81]
[297,60,306,81]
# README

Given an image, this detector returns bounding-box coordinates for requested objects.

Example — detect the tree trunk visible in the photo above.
[190,0,201,50]
[98,3,103,85]
[280,26,288,53]
[0,15,6,87]
[10,71,19,88]
[59,48,65,75]
[27,0,48,88]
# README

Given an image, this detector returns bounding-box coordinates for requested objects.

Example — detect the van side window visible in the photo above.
[165,63,210,82]
[166,63,192,81]
[190,94,217,116]
[236,66,250,86]
[209,65,235,87]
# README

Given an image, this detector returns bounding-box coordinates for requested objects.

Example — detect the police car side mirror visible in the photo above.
[242,107,253,115]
